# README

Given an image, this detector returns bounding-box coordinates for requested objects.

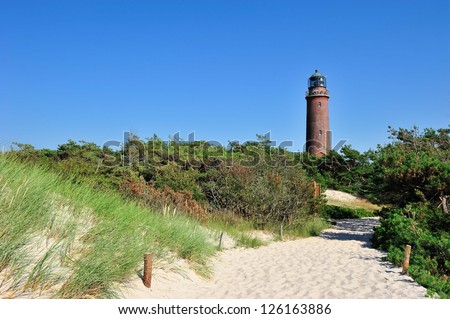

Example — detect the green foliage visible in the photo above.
[301,146,377,200]
[356,126,450,298]
[280,217,330,238]
[372,210,416,250]
[371,126,450,206]
[236,235,265,248]
[202,164,316,224]
[372,209,450,298]
[302,218,329,236]
[8,135,319,227]
[321,205,375,219]
[370,127,450,298]
[154,162,204,202]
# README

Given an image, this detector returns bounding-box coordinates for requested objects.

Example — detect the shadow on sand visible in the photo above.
[320,218,380,249]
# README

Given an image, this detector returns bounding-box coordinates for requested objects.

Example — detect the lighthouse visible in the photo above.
[305,70,331,155]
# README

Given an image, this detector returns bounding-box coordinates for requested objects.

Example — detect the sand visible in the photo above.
[324,189,381,211]
[122,218,428,299]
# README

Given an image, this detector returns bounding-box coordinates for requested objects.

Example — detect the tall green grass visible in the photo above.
[0,156,216,298]
[271,217,330,239]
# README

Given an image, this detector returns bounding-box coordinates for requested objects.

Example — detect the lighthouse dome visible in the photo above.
[308,69,327,88]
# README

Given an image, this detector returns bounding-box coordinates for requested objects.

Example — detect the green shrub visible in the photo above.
[303,218,329,236]
[154,162,205,202]
[321,205,375,219]
[203,164,317,224]
[278,217,329,238]
[372,209,450,298]
[236,235,265,248]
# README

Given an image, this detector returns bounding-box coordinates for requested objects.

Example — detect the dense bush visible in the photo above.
[370,127,450,206]
[370,127,450,298]
[321,205,375,219]
[121,176,207,221]
[202,164,316,224]
[8,136,320,227]
[372,208,450,298]
[154,162,205,202]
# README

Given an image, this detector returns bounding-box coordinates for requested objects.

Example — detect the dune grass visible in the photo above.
[0,156,216,298]
[272,217,330,239]
[205,211,329,246]
[204,212,267,248]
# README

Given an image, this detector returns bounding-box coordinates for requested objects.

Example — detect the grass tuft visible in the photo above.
[278,217,329,238]
[236,234,265,248]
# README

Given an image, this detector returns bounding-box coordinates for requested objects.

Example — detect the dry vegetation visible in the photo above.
[324,189,381,211]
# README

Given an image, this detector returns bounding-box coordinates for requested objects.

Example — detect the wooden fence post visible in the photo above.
[401,245,412,275]
[279,224,284,241]
[143,253,153,288]
[218,232,225,250]
[313,180,321,199]
[312,181,321,215]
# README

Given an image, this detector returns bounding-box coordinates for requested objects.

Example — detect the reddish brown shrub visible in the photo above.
[121,178,207,221]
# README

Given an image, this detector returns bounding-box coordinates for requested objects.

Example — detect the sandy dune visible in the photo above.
[123,218,427,299]
[324,189,381,211]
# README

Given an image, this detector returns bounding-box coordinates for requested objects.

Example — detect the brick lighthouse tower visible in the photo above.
[305,70,331,155]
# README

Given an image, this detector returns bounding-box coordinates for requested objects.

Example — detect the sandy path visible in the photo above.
[123,218,427,299]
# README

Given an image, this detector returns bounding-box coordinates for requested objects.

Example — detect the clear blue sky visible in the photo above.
[1,0,449,152]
